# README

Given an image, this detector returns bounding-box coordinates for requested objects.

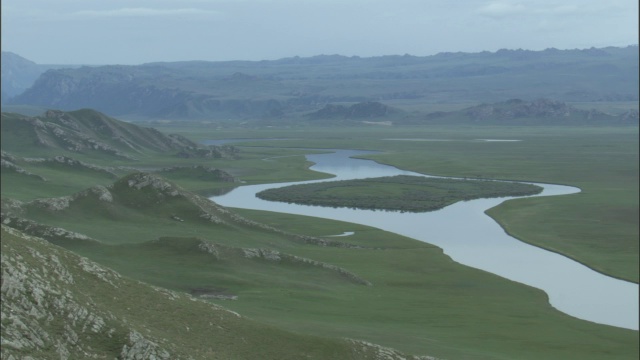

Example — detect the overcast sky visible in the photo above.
[1,0,637,65]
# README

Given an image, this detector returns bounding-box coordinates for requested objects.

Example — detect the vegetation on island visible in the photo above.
[257,175,543,212]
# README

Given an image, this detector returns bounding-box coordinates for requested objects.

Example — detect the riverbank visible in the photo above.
[212,149,638,330]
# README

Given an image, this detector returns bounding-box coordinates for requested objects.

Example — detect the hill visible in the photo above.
[0,109,241,201]
[1,225,430,360]
[8,46,639,120]
[0,109,238,159]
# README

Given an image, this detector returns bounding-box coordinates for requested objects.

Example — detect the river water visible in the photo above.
[211,149,639,330]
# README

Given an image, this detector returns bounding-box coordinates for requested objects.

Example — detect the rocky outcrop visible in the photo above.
[196,240,371,286]
[120,331,171,360]
[348,339,441,360]
[240,247,372,286]
[156,165,238,182]
[0,158,47,181]
[1,226,156,359]
[25,185,113,212]
[38,155,118,178]
[1,151,47,180]
[2,225,434,359]
[1,215,95,242]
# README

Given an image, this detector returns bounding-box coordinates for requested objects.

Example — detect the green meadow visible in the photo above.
[15,173,638,360]
[2,116,638,359]
[157,125,638,282]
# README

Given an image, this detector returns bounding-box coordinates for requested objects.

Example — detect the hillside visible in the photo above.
[8,46,639,120]
[1,225,431,360]
[0,51,77,104]
[0,109,238,159]
[0,109,241,201]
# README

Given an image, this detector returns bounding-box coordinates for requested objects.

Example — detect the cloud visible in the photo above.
[477,1,527,18]
[476,1,628,19]
[69,7,221,18]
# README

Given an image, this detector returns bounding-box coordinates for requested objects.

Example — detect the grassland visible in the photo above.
[3,226,419,360]
[10,175,637,360]
[2,113,638,359]
[156,124,639,283]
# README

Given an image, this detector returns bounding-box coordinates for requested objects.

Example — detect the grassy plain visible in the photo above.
[155,124,639,282]
[3,118,638,359]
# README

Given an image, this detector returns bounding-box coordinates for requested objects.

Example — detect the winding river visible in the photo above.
[211,149,639,330]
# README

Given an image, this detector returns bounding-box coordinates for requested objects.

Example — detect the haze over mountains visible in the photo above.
[2,46,638,123]
[0,52,79,104]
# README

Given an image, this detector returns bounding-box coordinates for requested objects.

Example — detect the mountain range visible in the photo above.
[3,46,638,121]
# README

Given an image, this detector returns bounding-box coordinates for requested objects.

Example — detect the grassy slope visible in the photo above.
[1,226,418,360]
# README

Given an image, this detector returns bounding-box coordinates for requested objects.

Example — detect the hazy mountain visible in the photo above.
[0,51,77,104]
[419,98,639,125]
[9,46,638,120]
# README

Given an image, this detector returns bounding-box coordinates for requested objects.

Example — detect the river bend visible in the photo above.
[211,149,639,330]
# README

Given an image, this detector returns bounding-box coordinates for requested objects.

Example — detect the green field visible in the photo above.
[156,125,638,282]
[2,116,638,359]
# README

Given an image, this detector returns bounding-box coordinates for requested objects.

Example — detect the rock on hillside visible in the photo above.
[1,225,173,359]
[156,165,239,182]
[4,172,364,249]
[0,109,239,159]
[0,152,47,181]
[1,227,437,359]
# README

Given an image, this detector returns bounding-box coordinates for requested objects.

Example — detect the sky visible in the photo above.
[1,0,638,65]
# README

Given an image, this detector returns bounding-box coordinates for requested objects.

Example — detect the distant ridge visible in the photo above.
[421,98,639,125]
[8,46,638,120]
[0,51,78,104]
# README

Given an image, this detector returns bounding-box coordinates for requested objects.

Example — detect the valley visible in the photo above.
[1,108,638,359]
